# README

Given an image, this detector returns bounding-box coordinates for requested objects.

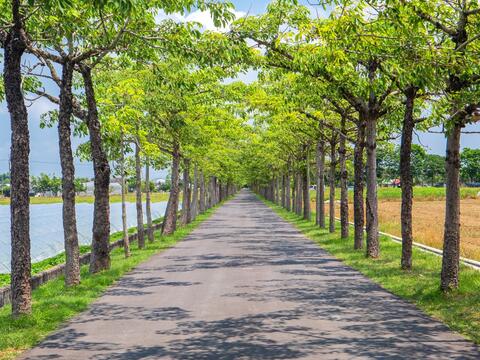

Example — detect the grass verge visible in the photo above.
[262,198,480,344]
[0,204,221,360]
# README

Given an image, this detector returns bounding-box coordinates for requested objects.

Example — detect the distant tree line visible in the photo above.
[30,174,89,195]
[0,173,10,195]
[0,173,88,197]
[377,145,480,186]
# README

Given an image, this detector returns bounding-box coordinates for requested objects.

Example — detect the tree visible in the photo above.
[461,148,480,183]
[1,0,32,316]
[31,173,62,195]
[424,154,445,186]
[400,0,480,291]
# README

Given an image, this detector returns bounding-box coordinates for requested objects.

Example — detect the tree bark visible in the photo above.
[4,4,32,315]
[316,139,326,228]
[292,173,297,213]
[162,141,180,235]
[191,164,199,221]
[207,176,213,209]
[281,175,286,208]
[339,116,349,239]
[219,181,224,203]
[58,60,80,286]
[212,177,218,205]
[270,178,275,202]
[303,148,311,221]
[285,169,291,211]
[400,87,417,269]
[120,134,130,258]
[441,123,462,291]
[296,173,303,216]
[365,115,379,258]
[145,158,154,243]
[181,159,191,225]
[135,141,144,249]
[353,119,366,250]
[81,66,111,273]
[275,177,280,204]
[199,170,206,213]
[329,136,337,233]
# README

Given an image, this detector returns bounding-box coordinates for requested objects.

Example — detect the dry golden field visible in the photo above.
[323,198,480,261]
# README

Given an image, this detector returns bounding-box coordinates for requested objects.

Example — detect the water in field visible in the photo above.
[0,201,171,273]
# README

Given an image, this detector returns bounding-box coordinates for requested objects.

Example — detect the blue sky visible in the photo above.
[0,0,479,177]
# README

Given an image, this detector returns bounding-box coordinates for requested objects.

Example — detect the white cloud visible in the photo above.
[28,97,57,124]
[155,9,186,24]
[186,9,245,32]
[156,8,246,33]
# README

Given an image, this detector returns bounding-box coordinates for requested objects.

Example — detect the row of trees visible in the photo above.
[30,173,88,195]
[0,0,247,316]
[233,0,480,293]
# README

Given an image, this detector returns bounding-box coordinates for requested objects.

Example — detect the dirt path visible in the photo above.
[20,190,479,359]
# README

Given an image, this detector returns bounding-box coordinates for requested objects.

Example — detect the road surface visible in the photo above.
[21,190,479,359]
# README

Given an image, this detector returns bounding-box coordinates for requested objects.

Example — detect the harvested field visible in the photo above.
[325,198,480,261]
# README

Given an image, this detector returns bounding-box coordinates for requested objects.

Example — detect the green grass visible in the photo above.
[0,192,171,205]
[262,198,480,344]
[310,186,480,202]
[0,205,220,360]
[0,246,91,288]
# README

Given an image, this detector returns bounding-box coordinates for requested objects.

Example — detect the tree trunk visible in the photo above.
[181,159,191,225]
[212,177,218,206]
[58,60,80,286]
[303,148,311,221]
[199,170,206,213]
[316,139,326,228]
[4,8,32,315]
[281,175,286,208]
[270,178,275,202]
[285,169,291,211]
[441,123,462,291]
[353,119,366,250]
[145,158,154,243]
[135,141,144,249]
[400,87,417,269]
[81,66,111,273]
[275,177,280,204]
[339,116,349,239]
[120,135,130,258]
[292,173,297,213]
[207,177,213,209]
[191,165,199,221]
[365,115,379,258]
[329,137,337,233]
[162,141,180,235]
[219,181,224,203]
[296,173,303,216]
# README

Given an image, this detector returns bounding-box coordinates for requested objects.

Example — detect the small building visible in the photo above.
[155,178,166,186]
[84,181,122,195]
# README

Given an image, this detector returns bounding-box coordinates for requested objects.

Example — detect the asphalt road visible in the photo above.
[20,190,479,359]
